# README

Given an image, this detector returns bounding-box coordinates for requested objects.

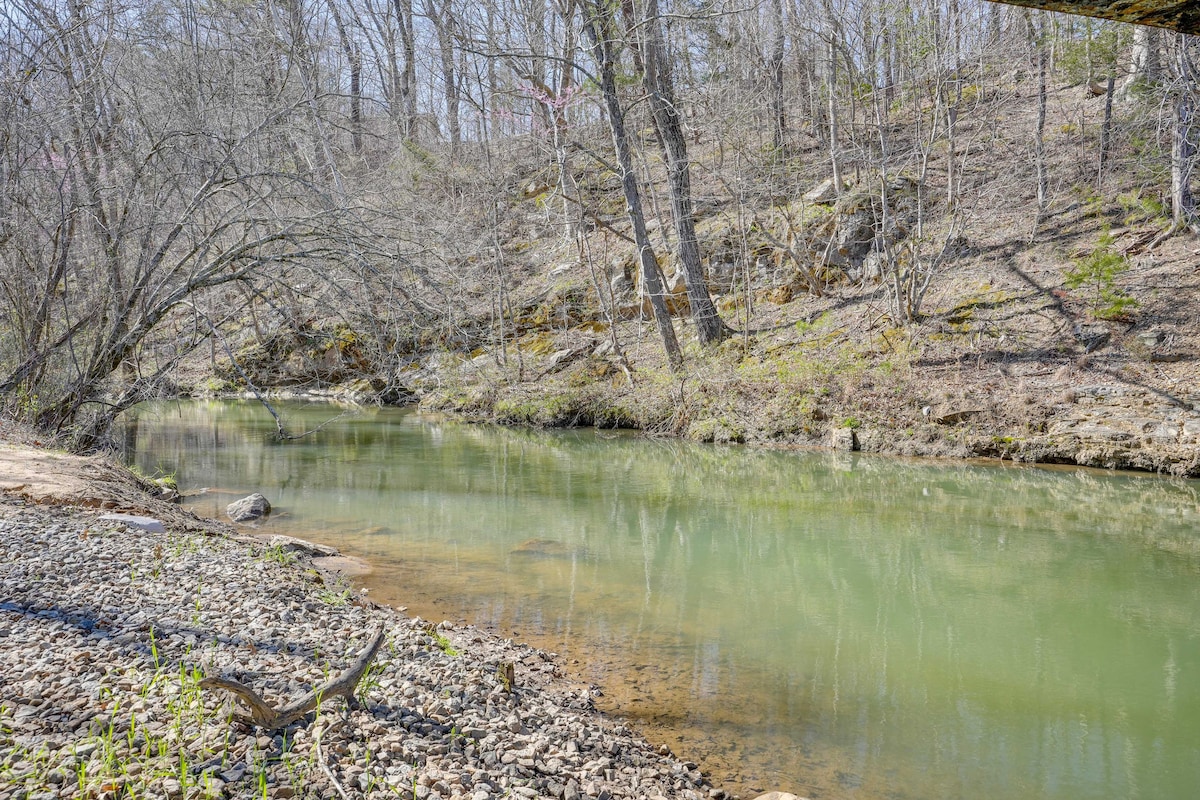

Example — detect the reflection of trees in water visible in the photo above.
[125,400,1200,800]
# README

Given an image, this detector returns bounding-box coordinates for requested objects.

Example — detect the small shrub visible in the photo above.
[1065,234,1138,321]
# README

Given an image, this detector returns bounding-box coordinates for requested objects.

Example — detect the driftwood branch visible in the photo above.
[201,626,387,730]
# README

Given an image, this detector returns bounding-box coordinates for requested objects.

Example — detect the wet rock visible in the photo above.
[267,534,339,558]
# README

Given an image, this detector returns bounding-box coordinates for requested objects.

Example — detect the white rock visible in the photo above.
[98,513,165,533]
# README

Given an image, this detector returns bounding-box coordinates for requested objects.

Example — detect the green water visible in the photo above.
[122,399,1200,800]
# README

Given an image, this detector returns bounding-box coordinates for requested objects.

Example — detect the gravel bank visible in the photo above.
[0,493,720,800]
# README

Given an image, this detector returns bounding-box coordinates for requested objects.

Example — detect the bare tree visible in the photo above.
[1168,33,1199,233]
[768,0,787,150]
[425,0,463,150]
[576,0,684,371]
[0,0,391,446]
[1026,10,1050,217]
[1119,25,1160,101]
[623,0,731,345]
[324,0,364,153]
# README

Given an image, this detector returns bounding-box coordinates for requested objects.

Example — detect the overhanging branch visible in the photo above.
[985,0,1200,34]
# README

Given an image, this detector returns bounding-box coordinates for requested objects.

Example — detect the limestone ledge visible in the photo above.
[1040,384,1200,475]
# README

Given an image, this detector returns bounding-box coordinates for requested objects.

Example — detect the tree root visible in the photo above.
[201,626,387,730]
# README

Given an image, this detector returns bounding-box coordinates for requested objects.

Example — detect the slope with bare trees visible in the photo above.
[2,0,1198,473]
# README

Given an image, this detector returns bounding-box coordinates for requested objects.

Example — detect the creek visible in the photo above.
[122,399,1200,800]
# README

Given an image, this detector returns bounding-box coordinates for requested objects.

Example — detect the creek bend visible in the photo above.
[122,399,1200,800]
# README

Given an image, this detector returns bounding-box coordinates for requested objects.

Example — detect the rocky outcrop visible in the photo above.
[1039,385,1200,475]
[809,175,920,283]
[802,178,842,205]
[606,258,690,320]
[958,384,1200,477]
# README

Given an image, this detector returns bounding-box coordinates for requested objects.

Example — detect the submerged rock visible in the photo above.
[268,534,339,558]
[510,538,586,559]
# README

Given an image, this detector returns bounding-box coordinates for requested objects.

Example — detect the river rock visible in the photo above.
[0,491,725,800]
[226,492,271,523]
[510,539,584,559]
[98,513,166,533]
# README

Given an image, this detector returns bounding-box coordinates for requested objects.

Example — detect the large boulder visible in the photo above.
[226,493,271,523]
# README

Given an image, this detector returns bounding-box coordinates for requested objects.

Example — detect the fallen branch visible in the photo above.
[201,626,387,730]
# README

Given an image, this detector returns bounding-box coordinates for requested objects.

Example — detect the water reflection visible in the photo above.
[122,400,1200,800]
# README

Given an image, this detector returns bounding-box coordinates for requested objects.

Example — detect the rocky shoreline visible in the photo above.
[0,472,732,800]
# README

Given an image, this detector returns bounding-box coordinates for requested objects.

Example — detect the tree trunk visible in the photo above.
[1031,12,1048,213]
[324,0,362,154]
[1171,34,1198,232]
[826,35,843,194]
[395,0,418,139]
[768,0,786,150]
[578,1,683,372]
[944,87,958,207]
[631,0,730,346]
[1098,74,1115,184]
[425,0,461,150]
[1119,26,1160,102]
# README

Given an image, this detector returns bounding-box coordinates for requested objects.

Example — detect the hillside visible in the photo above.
[2,3,1197,476]
[184,68,1200,477]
